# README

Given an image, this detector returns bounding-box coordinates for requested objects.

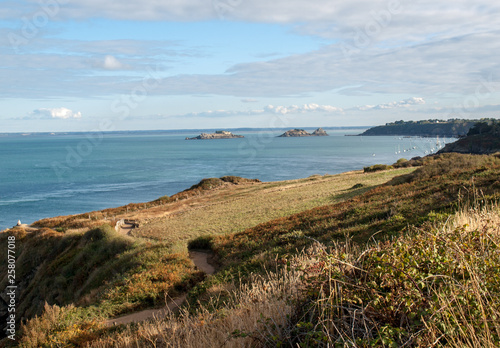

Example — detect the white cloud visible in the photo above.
[102,55,128,70]
[90,55,131,70]
[29,108,82,119]
[355,97,426,111]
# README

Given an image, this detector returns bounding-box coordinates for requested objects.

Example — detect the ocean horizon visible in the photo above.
[0,127,454,231]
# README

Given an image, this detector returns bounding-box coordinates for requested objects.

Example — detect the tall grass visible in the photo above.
[283,202,500,347]
[83,202,500,347]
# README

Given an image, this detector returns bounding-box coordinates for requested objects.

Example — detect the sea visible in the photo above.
[0,128,455,231]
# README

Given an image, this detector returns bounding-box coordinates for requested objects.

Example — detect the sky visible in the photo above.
[1,0,500,132]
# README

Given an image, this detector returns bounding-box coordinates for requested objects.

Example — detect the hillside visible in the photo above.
[2,153,500,347]
[0,168,411,344]
[438,119,500,154]
[359,119,481,137]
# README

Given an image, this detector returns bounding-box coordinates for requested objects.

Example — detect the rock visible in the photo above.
[186,131,244,140]
[278,129,310,137]
[312,128,328,136]
[278,128,329,137]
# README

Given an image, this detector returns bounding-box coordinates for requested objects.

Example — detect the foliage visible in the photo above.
[77,203,500,348]
[467,119,500,136]
[364,164,394,173]
[283,203,500,347]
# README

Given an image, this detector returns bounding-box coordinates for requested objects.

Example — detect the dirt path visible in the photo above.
[189,250,215,274]
[118,222,135,235]
[105,250,214,326]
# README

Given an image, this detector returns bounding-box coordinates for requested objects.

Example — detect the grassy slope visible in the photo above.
[0,167,412,346]
[62,153,500,347]
[31,169,413,241]
[134,169,414,243]
[85,203,500,348]
[208,154,500,270]
[5,153,500,347]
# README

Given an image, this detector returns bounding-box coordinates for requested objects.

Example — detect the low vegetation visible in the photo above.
[2,153,500,347]
[61,202,500,347]
[363,164,394,172]
[0,226,203,346]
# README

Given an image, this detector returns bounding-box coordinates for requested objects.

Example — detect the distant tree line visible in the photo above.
[467,119,500,136]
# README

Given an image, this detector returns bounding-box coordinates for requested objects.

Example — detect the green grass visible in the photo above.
[135,168,415,243]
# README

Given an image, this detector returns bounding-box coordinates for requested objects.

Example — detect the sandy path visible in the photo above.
[189,250,215,274]
[106,250,214,326]
[118,222,135,235]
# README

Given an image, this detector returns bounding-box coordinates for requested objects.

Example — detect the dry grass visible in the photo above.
[75,202,500,348]
[85,257,310,347]
[134,168,415,243]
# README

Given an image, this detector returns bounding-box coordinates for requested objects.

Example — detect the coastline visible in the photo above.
[3,167,414,234]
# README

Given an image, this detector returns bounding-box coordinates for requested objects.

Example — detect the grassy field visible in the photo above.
[134,168,415,244]
[3,153,500,347]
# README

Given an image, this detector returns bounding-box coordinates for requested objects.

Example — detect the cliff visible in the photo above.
[186,131,244,140]
[278,128,329,137]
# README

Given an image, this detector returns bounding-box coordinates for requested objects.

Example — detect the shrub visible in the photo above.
[285,203,500,347]
[82,224,118,242]
[364,164,394,173]
[393,158,412,168]
[188,235,214,250]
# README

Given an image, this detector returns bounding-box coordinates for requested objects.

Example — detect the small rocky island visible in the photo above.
[185,130,244,140]
[278,128,329,137]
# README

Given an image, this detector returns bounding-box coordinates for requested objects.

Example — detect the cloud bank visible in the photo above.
[172,98,425,119]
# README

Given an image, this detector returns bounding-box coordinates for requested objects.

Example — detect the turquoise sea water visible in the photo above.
[0,129,454,230]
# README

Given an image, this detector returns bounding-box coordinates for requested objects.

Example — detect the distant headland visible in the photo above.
[278,128,329,137]
[358,119,485,137]
[185,130,244,140]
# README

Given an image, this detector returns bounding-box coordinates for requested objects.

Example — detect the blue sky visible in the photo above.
[1,0,500,132]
